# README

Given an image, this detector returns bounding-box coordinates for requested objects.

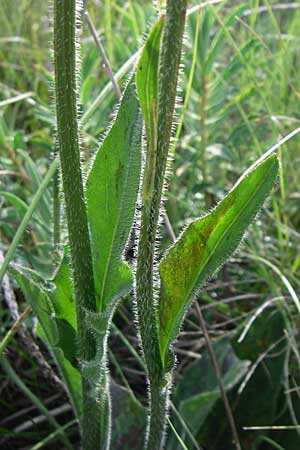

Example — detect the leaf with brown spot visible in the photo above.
[158,155,279,364]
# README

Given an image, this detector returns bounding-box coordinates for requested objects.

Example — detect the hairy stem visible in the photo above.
[136,1,187,449]
[53,1,104,448]
[53,161,60,246]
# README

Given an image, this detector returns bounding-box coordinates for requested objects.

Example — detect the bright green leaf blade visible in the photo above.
[158,155,279,362]
[86,78,142,311]
[136,16,164,152]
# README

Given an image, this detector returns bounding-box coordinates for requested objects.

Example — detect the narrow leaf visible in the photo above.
[158,155,279,362]
[136,16,164,155]
[86,78,142,311]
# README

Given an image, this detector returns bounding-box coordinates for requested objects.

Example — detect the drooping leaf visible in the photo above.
[10,265,81,417]
[86,78,142,311]
[11,265,59,346]
[158,155,279,362]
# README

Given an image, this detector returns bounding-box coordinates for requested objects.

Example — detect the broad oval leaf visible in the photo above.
[86,78,142,311]
[158,155,279,363]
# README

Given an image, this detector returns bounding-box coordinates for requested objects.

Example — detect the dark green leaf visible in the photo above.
[86,78,142,311]
[175,337,249,435]
[110,381,146,450]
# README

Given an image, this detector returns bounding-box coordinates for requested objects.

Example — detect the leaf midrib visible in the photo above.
[162,160,276,348]
[98,114,138,311]
[186,164,273,305]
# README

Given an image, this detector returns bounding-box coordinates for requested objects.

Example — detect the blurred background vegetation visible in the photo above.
[0,0,300,449]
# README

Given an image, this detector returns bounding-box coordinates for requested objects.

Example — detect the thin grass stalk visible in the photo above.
[136,1,187,449]
[52,1,103,448]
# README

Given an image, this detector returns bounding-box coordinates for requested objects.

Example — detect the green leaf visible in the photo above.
[136,16,164,154]
[110,382,146,450]
[194,307,286,449]
[180,391,220,434]
[158,155,279,363]
[11,265,59,346]
[86,78,142,311]
[51,251,77,330]
[10,264,82,418]
[135,16,164,202]
[175,337,249,435]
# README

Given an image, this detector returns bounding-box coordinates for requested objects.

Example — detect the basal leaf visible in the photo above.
[86,78,142,311]
[110,381,146,450]
[11,265,81,417]
[158,155,279,363]
[175,337,249,436]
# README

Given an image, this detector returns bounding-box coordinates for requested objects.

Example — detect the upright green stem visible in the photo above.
[136,1,187,449]
[53,1,102,448]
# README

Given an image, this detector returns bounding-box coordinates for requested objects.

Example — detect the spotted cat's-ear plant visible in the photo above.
[11,0,143,449]
[135,1,278,450]
[8,1,279,450]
